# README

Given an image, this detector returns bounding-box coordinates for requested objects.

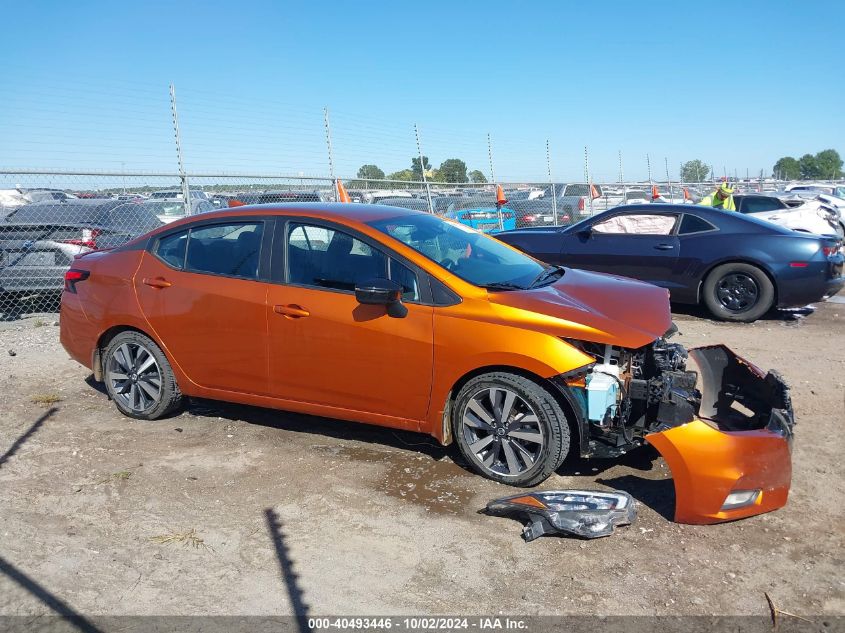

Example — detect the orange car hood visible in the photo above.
[487,267,672,348]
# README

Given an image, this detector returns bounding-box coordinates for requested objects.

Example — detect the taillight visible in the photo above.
[502,212,514,219]
[822,245,839,257]
[578,198,585,211]
[61,228,101,250]
[64,268,89,293]
[789,262,809,268]
[523,215,536,222]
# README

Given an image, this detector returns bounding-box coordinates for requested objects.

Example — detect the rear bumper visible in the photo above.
[646,345,794,524]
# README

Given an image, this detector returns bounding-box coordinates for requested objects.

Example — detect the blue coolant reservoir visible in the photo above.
[586,367,620,424]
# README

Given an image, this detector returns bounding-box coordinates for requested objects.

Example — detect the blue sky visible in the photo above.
[2,0,843,182]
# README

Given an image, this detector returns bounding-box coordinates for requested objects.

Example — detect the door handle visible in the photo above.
[654,244,675,250]
[142,277,172,288]
[273,304,310,319]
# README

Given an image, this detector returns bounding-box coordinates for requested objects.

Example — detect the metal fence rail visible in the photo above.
[0,169,826,318]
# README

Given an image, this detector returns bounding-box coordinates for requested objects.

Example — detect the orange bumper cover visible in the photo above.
[646,420,792,524]
[645,344,794,524]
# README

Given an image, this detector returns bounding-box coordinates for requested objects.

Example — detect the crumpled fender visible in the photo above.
[645,345,794,524]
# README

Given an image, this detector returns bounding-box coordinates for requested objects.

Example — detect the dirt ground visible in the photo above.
[0,302,843,619]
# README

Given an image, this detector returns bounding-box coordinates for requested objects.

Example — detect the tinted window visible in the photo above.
[389,258,419,301]
[156,230,188,269]
[741,197,784,214]
[679,214,716,235]
[287,223,386,291]
[185,222,263,279]
[107,204,163,233]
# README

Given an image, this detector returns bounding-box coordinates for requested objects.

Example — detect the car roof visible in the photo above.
[163,202,425,227]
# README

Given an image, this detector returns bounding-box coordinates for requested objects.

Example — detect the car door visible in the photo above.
[266,219,434,423]
[134,218,272,395]
[558,211,681,287]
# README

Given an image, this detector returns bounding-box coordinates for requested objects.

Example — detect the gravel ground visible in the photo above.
[0,303,843,618]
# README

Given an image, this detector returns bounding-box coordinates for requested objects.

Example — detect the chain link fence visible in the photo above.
[0,170,808,318]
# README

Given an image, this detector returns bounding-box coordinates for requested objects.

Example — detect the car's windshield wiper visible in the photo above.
[529,265,565,288]
[480,281,526,291]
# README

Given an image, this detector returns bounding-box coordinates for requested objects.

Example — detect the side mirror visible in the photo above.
[577,226,593,238]
[355,278,407,318]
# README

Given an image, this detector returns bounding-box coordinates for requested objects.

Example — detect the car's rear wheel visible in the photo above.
[103,331,182,420]
[452,372,569,487]
[702,263,774,322]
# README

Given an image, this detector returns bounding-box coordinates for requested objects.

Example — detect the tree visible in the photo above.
[411,156,431,179]
[356,164,384,180]
[680,159,709,183]
[799,154,819,180]
[773,156,800,180]
[814,149,843,180]
[387,169,415,182]
[468,170,488,183]
[439,158,468,183]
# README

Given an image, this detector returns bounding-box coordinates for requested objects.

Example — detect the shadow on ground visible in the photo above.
[0,407,58,469]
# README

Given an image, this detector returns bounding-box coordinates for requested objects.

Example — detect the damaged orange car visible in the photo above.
[60,204,794,524]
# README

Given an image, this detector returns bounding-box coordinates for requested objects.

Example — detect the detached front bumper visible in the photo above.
[645,345,794,525]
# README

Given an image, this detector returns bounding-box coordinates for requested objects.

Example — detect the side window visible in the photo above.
[185,222,263,279]
[743,197,782,213]
[287,223,386,291]
[678,214,717,235]
[156,230,188,269]
[593,214,677,235]
[389,258,420,302]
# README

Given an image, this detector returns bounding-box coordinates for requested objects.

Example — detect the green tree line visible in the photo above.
[352,158,488,186]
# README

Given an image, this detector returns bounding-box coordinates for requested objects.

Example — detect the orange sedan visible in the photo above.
[60,204,794,523]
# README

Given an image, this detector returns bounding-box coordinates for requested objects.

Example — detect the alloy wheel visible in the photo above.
[460,387,545,478]
[107,342,162,413]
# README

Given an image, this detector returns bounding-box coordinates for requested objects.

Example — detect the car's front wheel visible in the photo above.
[102,331,182,420]
[702,262,774,322]
[452,372,570,487]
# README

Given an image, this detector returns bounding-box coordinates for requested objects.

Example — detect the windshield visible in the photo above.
[368,213,545,289]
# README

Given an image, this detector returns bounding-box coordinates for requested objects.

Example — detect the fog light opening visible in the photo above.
[721,489,761,511]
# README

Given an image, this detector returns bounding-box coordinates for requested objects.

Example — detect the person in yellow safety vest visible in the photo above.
[697,182,736,211]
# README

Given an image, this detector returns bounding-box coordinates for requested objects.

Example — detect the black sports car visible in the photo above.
[496,204,844,322]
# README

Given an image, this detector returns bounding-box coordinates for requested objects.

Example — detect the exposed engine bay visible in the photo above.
[561,329,795,459]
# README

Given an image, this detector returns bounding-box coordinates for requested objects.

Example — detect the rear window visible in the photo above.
[564,184,601,197]
[740,197,785,214]
[679,214,716,235]
[6,205,102,225]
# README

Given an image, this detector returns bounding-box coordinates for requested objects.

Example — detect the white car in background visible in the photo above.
[733,193,842,238]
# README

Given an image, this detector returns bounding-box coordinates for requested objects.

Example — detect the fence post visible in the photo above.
[546,139,558,224]
[488,134,503,230]
[584,146,593,215]
[169,84,191,214]
[324,107,336,199]
[619,150,626,202]
[414,124,434,214]
[665,157,673,201]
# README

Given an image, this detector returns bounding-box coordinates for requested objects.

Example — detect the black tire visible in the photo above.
[102,330,182,420]
[452,372,570,487]
[702,262,774,322]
